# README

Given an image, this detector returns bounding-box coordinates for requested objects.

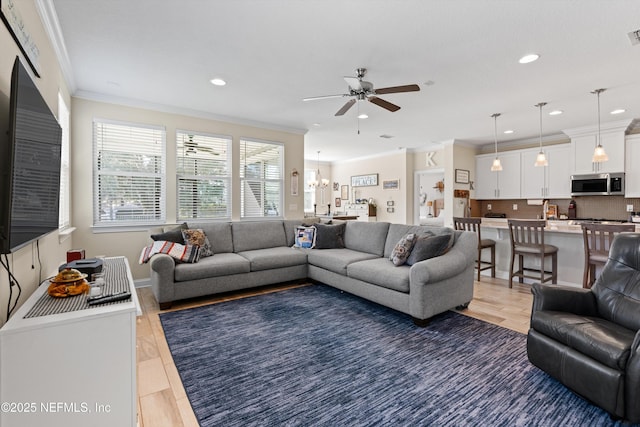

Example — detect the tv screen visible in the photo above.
[0,57,62,254]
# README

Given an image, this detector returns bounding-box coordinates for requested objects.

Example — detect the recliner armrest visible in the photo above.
[531,283,598,316]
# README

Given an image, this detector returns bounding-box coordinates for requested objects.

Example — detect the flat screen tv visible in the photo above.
[0,57,62,254]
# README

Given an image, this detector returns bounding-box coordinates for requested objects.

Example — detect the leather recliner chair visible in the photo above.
[527,233,640,422]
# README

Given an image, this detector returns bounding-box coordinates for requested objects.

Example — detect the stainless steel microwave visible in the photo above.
[570,173,625,196]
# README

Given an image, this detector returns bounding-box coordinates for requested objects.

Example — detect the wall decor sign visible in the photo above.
[455,169,470,184]
[335,197,341,208]
[1,0,41,77]
[351,173,378,187]
[382,179,399,190]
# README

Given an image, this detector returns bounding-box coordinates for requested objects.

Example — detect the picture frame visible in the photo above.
[1,0,41,77]
[351,173,378,187]
[386,200,394,206]
[387,207,395,213]
[341,185,349,200]
[333,182,339,191]
[455,169,470,184]
[335,197,341,208]
[382,179,399,190]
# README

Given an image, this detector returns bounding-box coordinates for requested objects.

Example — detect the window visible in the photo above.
[176,131,231,220]
[240,138,283,218]
[304,169,316,213]
[93,119,166,226]
[57,93,70,230]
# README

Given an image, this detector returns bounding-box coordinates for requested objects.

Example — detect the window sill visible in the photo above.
[91,223,164,234]
[58,226,76,243]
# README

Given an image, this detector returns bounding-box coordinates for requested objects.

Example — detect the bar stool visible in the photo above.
[453,217,496,281]
[581,222,636,289]
[508,219,558,288]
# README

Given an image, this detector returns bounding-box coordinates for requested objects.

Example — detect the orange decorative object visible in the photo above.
[48,268,90,297]
[433,181,444,193]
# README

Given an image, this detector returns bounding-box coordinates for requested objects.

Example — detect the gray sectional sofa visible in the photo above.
[148,219,478,325]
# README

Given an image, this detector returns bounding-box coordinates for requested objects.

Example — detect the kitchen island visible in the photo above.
[479,218,640,287]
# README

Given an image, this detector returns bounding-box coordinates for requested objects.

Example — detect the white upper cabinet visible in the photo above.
[474,151,521,199]
[521,144,571,199]
[625,134,640,198]
[564,119,634,174]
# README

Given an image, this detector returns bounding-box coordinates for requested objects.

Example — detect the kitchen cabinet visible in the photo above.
[571,133,625,174]
[521,144,571,199]
[474,151,521,199]
[625,134,640,197]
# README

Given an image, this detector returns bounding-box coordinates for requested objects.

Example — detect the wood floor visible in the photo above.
[135,277,533,427]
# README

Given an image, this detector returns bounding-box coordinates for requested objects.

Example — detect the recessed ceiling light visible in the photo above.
[210,78,226,86]
[380,134,394,139]
[549,110,563,116]
[519,54,540,64]
[358,114,368,119]
[503,130,514,134]
[312,123,321,127]
[610,109,626,115]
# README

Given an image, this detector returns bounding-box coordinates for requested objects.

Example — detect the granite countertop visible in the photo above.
[480,218,640,234]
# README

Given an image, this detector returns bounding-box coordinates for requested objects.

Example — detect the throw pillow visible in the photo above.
[314,223,346,249]
[390,233,417,266]
[405,232,454,266]
[151,222,188,244]
[293,226,316,249]
[182,228,214,257]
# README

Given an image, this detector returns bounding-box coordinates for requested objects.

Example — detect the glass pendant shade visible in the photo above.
[591,88,608,163]
[490,113,502,172]
[491,157,503,171]
[534,102,548,167]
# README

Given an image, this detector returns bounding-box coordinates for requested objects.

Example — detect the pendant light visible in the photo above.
[591,88,609,163]
[534,102,548,167]
[490,113,502,171]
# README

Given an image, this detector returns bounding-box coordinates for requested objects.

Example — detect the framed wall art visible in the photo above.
[351,173,378,187]
[341,185,349,200]
[455,169,470,184]
[382,179,399,190]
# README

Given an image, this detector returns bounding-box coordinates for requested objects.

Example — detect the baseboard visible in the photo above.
[134,278,151,288]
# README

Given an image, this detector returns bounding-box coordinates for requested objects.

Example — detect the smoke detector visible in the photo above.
[628,29,640,46]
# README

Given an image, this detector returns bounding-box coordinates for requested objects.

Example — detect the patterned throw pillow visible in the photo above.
[405,232,454,266]
[293,226,316,249]
[182,229,214,257]
[390,233,417,266]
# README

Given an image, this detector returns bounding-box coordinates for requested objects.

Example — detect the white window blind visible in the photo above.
[57,93,70,230]
[176,131,231,220]
[240,139,284,218]
[93,119,166,226]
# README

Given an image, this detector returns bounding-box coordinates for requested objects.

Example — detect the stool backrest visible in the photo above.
[453,217,482,246]
[508,219,547,252]
[581,222,636,259]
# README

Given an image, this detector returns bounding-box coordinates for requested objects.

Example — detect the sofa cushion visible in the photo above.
[390,233,417,266]
[344,221,390,256]
[532,311,635,370]
[347,258,410,293]
[182,228,214,257]
[293,226,316,248]
[151,222,188,243]
[314,223,346,249]
[232,221,287,252]
[307,249,379,276]
[406,232,454,266]
[237,247,308,272]
[188,222,234,254]
[174,253,250,282]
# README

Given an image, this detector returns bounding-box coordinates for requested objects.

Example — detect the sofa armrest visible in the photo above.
[149,254,176,305]
[625,330,640,422]
[409,231,477,285]
[531,283,598,316]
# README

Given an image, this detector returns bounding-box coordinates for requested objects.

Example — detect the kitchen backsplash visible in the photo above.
[472,196,640,221]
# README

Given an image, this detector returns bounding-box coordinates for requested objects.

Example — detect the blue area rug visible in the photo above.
[160,284,629,426]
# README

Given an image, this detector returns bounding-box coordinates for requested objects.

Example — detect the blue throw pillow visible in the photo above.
[294,226,316,248]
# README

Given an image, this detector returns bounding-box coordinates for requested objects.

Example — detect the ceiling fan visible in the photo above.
[182,134,221,156]
[303,68,420,116]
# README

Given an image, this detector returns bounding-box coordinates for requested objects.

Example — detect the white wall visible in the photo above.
[70,98,305,282]
[0,0,72,325]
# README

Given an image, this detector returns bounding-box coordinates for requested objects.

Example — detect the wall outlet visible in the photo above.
[627,204,634,212]
[512,203,518,211]
[487,204,492,210]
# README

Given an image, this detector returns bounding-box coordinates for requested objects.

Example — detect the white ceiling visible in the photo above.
[49,0,640,162]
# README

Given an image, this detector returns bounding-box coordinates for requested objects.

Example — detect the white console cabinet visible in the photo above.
[344,203,377,221]
[0,257,140,427]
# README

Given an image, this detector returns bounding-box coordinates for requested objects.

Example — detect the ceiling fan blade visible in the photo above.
[303,94,348,101]
[368,96,401,112]
[335,99,356,116]
[344,76,362,91]
[375,84,421,95]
